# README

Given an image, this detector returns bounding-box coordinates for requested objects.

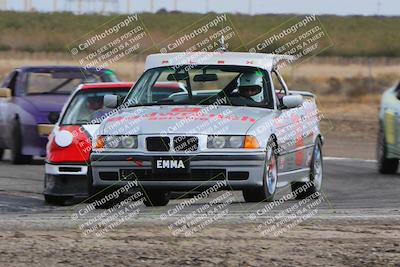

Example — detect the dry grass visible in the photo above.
[2,11,400,57]
[0,52,146,82]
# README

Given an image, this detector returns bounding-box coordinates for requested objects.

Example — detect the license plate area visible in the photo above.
[152,156,190,173]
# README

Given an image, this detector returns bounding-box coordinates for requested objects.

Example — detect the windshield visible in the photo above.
[25,69,118,95]
[125,65,273,108]
[61,88,130,125]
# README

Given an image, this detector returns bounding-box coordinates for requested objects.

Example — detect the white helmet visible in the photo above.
[237,73,264,102]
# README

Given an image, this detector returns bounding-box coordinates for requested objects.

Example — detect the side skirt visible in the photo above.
[277,168,310,188]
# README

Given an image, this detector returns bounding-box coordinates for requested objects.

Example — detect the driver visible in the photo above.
[86,96,103,111]
[86,96,106,120]
[237,72,264,102]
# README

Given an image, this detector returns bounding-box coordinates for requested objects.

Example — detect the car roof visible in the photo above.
[16,65,114,72]
[79,82,135,90]
[78,82,184,91]
[144,52,294,71]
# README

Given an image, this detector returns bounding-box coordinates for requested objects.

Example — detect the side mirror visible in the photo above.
[104,94,119,109]
[282,94,303,109]
[48,112,60,124]
[0,88,11,99]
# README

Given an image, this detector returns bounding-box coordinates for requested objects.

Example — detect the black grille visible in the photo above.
[120,169,226,181]
[146,137,170,151]
[173,136,198,152]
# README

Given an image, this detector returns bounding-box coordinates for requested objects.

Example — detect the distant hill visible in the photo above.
[0,11,399,57]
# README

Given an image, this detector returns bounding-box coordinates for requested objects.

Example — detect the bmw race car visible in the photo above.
[91,52,323,206]
[377,81,400,174]
[44,81,186,205]
[44,82,133,204]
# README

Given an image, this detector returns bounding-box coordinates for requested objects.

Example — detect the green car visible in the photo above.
[378,81,400,174]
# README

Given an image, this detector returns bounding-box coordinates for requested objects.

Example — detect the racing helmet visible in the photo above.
[86,96,104,110]
[237,72,264,102]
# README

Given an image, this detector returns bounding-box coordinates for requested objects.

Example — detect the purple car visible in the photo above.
[0,66,119,164]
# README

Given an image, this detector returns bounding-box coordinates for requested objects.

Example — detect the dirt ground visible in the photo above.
[0,221,399,267]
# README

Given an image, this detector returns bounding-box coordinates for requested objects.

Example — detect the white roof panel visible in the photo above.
[144,52,294,71]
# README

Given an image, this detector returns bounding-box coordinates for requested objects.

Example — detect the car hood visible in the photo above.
[23,94,70,112]
[98,105,274,135]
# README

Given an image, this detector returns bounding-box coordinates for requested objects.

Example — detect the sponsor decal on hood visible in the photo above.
[100,105,273,135]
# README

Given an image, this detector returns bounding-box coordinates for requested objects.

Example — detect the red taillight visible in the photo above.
[46,125,92,163]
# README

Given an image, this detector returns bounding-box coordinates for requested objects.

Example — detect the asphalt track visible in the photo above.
[0,148,399,231]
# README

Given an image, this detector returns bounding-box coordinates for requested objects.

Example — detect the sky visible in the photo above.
[2,0,400,16]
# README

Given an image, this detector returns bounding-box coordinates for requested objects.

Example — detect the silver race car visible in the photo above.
[91,52,323,206]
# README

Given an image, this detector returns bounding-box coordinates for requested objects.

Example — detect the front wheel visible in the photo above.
[243,139,278,202]
[291,138,323,199]
[377,129,398,174]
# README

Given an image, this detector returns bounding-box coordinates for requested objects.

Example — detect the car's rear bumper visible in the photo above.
[90,153,266,191]
[43,163,89,197]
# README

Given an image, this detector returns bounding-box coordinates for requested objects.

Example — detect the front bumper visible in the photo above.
[21,123,49,156]
[90,152,266,191]
[43,163,89,197]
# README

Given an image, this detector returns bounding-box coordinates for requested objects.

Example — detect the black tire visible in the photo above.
[10,120,32,164]
[143,190,170,207]
[243,139,277,202]
[291,138,323,200]
[44,195,70,205]
[377,129,398,174]
[0,148,4,160]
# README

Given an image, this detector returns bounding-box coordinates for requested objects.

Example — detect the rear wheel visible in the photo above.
[10,120,32,164]
[377,129,398,174]
[291,138,323,199]
[243,139,277,202]
[143,190,170,207]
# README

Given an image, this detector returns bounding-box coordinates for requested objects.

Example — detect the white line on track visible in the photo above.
[324,156,377,163]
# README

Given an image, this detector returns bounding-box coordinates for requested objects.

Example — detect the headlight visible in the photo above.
[105,136,120,148]
[207,135,258,149]
[121,135,137,148]
[228,136,244,148]
[207,135,246,148]
[211,136,226,148]
[95,135,138,149]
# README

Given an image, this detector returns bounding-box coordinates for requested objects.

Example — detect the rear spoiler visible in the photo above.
[289,90,316,99]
